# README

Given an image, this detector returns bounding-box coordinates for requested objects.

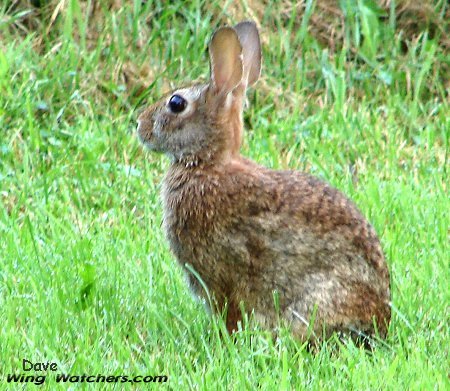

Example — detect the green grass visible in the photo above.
[1,0,449,389]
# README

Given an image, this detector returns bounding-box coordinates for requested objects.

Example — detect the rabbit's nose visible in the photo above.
[137,118,150,134]
[136,119,143,132]
[136,118,154,144]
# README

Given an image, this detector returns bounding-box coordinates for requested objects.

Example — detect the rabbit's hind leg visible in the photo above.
[284,276,390,344]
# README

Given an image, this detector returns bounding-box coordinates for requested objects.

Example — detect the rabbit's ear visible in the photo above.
[234,21,261,87]
[209,27,243,95]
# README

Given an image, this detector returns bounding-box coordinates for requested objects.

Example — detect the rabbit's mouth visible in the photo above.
[137,133,158,152]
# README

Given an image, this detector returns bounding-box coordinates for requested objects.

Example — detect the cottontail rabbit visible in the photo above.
[137,21,391,342]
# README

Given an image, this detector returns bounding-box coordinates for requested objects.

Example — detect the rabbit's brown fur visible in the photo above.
[137,22,390,343]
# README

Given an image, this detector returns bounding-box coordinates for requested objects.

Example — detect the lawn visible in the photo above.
[0,1,448,389]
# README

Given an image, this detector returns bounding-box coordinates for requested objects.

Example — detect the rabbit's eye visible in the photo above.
[168,94,187,113]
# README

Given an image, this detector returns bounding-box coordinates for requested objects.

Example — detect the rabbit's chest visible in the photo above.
[162,182,234,255]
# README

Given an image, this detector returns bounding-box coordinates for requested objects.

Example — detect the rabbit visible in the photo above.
[137,21,391,343]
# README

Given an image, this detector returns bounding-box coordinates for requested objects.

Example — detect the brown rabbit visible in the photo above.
[137,21,391,343]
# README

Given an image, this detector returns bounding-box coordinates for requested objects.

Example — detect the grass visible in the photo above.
[0,0,449,389]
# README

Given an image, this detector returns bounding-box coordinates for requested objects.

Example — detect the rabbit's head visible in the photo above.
[137,21,261,164]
